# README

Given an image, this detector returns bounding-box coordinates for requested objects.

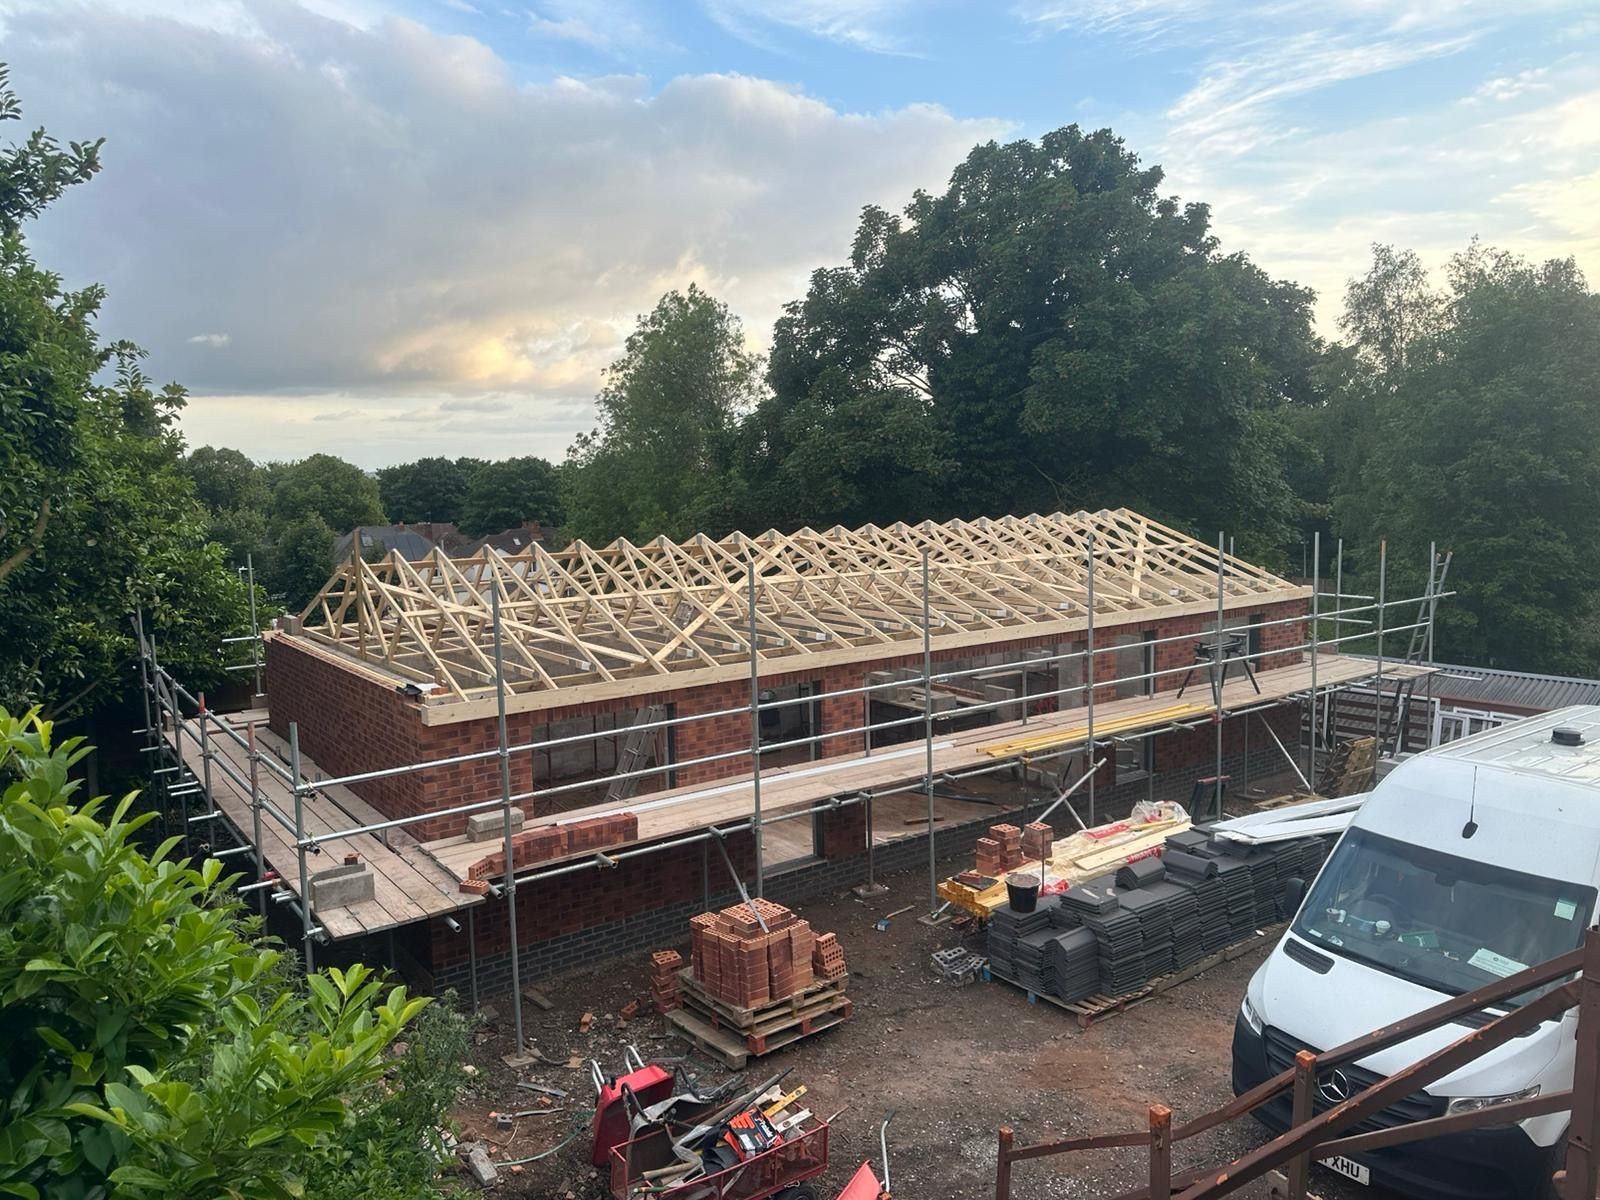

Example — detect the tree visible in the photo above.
[267,515,336,611]
[376,456,471,525]
[458,456,563,537]
[564,286,762,543]
[270,454,384,535]
[0,707,433,1199]
[1328,242,1600,672]
[752,126,1318,556]
[183,445,269,515]
[0,67,250,719]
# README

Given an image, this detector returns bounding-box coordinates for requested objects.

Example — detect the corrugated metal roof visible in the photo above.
[1422,660,1600,712]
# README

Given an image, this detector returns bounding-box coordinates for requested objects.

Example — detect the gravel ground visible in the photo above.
[448,854,1392,1200]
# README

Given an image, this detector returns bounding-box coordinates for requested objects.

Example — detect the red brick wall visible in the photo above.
[427,829,756,971]
[266,598,1307,840]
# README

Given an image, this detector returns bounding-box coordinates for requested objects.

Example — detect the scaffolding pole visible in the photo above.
[289,722,314,973]
[1375,540,1387,753]
[923,548,936,910]
[491,585,526,1052]
[198,693,215,856]
[245,551,263,698]
[1214,532,1226,817]
[748,563,764,898]
[1086,532,1097,827]
[1309,530,1320,784]
[247,722,266,919]
[1425,540,1439,745]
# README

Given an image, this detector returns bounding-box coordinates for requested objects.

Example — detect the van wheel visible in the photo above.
[1541,1132,1569,1200]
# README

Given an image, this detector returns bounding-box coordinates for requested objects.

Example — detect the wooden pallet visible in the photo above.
[668,971,853,1067]
[665,1004,851,1069]
[988,923,1287,1029]
[676,969,847,1025]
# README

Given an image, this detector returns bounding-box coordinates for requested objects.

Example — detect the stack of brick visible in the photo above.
[648,949,683,1014]
[989,824,1025,871]
[465,812,638,881]
[687,900,831,1009]
[1022,821,1054,863]
[974,836,1004,877]
[812,932,847,981]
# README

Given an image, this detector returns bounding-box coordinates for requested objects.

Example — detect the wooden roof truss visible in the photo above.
[296,508,1299,705]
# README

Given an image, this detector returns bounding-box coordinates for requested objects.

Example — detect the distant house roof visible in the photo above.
[470,521,551,555]
[332,523,460,563]
[1425,661,1600,714]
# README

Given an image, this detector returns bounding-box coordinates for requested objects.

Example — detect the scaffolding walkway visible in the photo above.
[163,711,477,940]
[418,653,1432,884]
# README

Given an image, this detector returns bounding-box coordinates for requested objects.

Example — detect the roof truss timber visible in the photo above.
[294,508,1304,713]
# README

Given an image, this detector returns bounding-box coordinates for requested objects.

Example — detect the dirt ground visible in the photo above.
[447,847,1384,1200]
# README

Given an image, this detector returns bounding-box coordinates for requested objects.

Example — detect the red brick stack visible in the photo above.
[812,931,848,981]
[989,824,1025,871]
[648,949,683,1014]
[686,900,832,1009]
[1022,821,1054,863]
[466,812,638,880]
[974,836,1004,877]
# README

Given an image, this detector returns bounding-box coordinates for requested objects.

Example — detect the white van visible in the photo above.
[1232,706,1600,1200]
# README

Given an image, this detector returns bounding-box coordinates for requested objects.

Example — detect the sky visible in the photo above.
[5,0,1598,468]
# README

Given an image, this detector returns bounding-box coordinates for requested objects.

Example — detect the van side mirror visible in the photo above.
[1284,876,1306,913]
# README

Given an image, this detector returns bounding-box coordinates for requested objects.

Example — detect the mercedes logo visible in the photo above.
[1318,1069,1353,1104]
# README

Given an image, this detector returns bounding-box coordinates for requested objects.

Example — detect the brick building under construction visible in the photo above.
[144,508,1434,997]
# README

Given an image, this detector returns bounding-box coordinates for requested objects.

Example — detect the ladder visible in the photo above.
[605,704,665,803]
[1405,549,1451,663]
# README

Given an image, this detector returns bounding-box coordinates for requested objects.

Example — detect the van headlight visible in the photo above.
[1445,1085,1540,1115]
[1240,995,1264,1036]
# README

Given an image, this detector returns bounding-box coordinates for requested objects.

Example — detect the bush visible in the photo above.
[0,707,432,1200]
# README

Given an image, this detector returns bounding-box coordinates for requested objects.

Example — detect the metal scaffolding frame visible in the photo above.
[139,531,1447,1049]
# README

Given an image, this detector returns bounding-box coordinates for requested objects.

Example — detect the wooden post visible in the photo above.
[1149,1104,1173,1200]
[1561,929,1600,1198]
[1287,1049,1317,1198]
[996,1126,1013,1200]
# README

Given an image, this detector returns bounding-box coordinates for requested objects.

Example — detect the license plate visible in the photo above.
[1320,1154,1370,1185]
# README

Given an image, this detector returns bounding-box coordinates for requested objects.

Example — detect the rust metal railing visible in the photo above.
[996,927,1600,1200]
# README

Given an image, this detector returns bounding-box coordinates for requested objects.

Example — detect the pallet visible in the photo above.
[665,1004,851,1069]
[676,969,846,1025]
[988,923,1286,1029]
[669,971,852,1066]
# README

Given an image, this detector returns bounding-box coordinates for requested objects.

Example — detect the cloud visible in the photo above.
[702,0,923,55]
[526,0,666,53]
[11,3,1007,464]
[186,331,231,346]
[1471,66,1551,104]
[1014,0,1600,327]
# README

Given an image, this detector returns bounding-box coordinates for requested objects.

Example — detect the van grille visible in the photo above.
[1262,1027,1445,1130]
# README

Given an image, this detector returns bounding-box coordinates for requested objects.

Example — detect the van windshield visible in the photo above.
[1292,828,1595,1005]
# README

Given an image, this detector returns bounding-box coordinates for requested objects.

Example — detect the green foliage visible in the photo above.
[564,285,761,543]
[0,707,430,1200]
[1326,242,1600,673]
[376,457,473,526]
[303,997,471,1200]
[750,126,1317,557]
[182,446,269,516]
[270,454,385,535]
[0,70,249,719]
[271,515,337,612]
[458,456,563,537]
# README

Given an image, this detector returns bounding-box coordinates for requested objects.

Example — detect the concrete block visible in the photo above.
[467,806,526,842]
[462,1142,499,1187]
[307,862,374,907]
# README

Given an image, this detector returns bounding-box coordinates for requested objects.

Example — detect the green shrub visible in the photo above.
[0,707,429,1200]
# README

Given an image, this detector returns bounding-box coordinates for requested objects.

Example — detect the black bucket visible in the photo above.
[1006,873,1040,913]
